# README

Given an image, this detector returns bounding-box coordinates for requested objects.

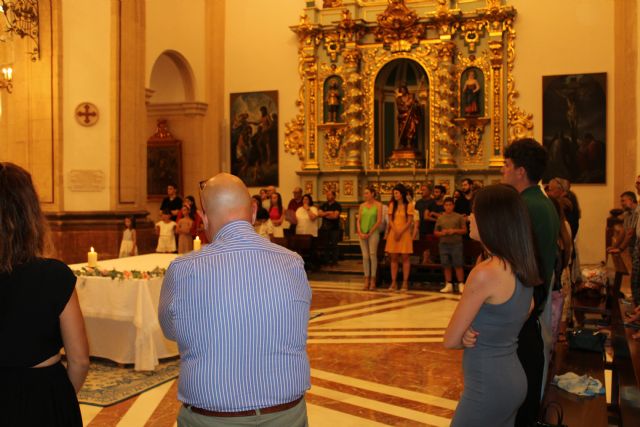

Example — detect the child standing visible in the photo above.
[156,210,177,253]
[435,197,467,293]
[176,205,194,254]
[119,216,138,258]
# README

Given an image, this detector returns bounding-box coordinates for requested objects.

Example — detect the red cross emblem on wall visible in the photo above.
[75,103,99,127]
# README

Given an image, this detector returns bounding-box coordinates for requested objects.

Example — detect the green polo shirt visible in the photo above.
[521,185,560,294]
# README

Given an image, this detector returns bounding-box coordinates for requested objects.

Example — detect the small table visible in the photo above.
[70,254,178,371]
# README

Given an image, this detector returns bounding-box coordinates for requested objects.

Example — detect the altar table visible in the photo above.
[70,253,178,371]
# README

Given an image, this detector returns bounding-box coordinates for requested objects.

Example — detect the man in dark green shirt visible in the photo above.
[502,138,560,427]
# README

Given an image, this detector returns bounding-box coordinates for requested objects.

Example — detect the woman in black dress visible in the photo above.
[0,162,89,426]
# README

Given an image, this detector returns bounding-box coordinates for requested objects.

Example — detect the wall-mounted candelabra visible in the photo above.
[0,67,12,93]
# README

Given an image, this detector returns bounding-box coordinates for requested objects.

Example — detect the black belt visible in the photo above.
[185,395,303,418]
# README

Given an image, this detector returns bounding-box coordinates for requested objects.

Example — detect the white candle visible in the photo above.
[193,236,201,251]
[87,247,98,267]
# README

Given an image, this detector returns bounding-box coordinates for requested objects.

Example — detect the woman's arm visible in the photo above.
[443,264,493,349]
[60,290,90,392]
[356,204,364,237]
[308,206,318,221]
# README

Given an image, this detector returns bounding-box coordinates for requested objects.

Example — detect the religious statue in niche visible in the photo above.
[395,85,421,149]
[461,68,483,117]
[324,77,343,123]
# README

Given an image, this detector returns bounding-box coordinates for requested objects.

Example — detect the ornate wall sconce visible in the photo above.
[0,67,12,93]
[0,0,40,61]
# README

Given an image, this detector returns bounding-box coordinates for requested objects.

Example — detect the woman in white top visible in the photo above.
[295,194,319,237]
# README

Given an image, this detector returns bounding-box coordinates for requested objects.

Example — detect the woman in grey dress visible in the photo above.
[444,184,542,427]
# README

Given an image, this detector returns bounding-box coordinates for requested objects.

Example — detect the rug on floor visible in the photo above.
[77,358,179,407]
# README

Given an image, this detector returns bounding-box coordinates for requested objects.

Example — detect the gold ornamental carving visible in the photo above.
[453,117,490,160]
[286,0,533,184]
[374,0,424,52]
[505,23,533,144]
[322,181,339,195]
[304,180,313,196]
[343,180,354,196]
[318,123,347,163]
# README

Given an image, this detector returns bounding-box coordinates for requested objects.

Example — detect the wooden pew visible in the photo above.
[541,342,608,426]
[609,297,640,426]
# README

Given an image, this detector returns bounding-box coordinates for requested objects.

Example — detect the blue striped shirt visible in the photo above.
[159,220,311,411]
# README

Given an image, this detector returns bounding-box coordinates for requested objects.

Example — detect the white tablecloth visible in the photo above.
[70,254,178,371]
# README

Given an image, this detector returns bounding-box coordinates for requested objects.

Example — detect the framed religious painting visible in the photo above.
[542,73,607,184]
[230,90,279,187]
[147,119,182,199]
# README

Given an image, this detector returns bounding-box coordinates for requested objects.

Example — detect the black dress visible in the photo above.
[0,258,82,427]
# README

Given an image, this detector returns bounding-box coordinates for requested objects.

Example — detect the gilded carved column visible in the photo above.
[434,42,458,167]
[341,48,363,169]
[286,15,320,169]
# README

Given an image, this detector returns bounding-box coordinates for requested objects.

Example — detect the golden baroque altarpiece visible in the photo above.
[285,0,533,235]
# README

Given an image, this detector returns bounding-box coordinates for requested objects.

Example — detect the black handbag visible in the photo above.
[536,401,568,427]
[567,329,606,353]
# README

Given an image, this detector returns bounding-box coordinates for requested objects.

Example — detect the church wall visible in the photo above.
[62,0,112,211]
[145,0,206,102]
[224,0,301,200]
[510,0,615,265]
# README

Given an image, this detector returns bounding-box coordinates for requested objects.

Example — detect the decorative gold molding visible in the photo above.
[374,0,424,52]
[453,116,490,160]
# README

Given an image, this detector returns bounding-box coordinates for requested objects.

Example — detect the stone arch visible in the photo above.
[148,50,196,102]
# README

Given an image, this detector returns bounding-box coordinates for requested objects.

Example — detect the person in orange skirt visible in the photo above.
[385,183,414,291]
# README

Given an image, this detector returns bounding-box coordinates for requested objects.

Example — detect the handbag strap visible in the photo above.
[542,401,564,425]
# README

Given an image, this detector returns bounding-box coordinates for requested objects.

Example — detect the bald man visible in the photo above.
[159,173,311,426]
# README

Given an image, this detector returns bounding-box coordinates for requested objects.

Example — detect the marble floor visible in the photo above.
[80,279,463,426]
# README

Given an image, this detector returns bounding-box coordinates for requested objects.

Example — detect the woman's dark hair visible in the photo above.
[182,204,195,220]
[390,183,408,222]
[185,195,196,208]
[365,185,377,198]
[473,184,542,287]
[126,215,137,229]
[302,194,314,206]
[252,194,262,205]
[0,162,50,273]
[272,192,283,215]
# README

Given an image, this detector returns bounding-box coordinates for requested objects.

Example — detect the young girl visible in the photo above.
[118,216,138,258]
[176,205,194,254]
[384,184,414,291]
[156,210,177,253]
[267,192,285,238]
[444,184,540,427]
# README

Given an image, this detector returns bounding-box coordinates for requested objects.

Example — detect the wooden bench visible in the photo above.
[540,341,608,426]
[609,297,640,426]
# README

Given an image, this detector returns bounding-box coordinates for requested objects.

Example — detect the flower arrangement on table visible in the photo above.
[73,266,167,280]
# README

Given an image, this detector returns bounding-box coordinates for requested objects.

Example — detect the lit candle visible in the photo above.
[193,236,201,251]
[87,247,98,267]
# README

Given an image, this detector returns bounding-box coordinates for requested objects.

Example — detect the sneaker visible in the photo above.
[440,282,453,293]
[457,283,465,294]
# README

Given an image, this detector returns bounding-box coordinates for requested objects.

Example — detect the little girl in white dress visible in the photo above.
[119,216,138,258]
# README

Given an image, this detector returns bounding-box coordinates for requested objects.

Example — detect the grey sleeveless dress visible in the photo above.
[451,276,533,427]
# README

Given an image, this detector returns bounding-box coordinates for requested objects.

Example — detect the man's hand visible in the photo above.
[607,247,621,254]
[462,326,479,348]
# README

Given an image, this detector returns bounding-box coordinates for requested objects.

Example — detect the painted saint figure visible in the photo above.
[395,85,421,149]
[462,70,481,116]
[326,80,341,123]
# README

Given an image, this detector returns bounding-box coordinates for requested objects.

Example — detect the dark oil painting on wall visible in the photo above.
[542,73,606,184]
[230,91,278,187]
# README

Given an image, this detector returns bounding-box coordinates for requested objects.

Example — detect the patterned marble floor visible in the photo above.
[80,280,462,426]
